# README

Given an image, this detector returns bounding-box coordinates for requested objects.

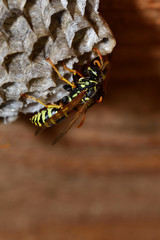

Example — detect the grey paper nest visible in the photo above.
[0,0,116,123]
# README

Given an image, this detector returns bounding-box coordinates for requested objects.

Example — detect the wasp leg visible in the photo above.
[77,111,86,128]
[46,58,76,88]
[21,94,62,109]
[0,143,10,148]
[63,63,84,78]
[93,48,104,68]
[96,96,103,103]
[102,59,110,71]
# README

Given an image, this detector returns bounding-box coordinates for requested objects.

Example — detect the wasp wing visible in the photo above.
[51,101,90,145]
[35,90,86,136]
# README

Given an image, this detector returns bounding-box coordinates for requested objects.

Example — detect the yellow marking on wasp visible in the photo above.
[85,97,90,101]
[37,113,42,126]
[90,80,97,84]
[47,108,53,118]
[88,67,98,76]
[32,116,38,126]
[81,84,85,88]
[72,93,78,98]
[79,77,84,82]
[42,110,46,123]
[31,114,36,122]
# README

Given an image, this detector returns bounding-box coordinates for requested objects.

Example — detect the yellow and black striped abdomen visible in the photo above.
[30,108,59,127]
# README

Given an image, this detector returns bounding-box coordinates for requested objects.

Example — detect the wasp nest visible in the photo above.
[0,0,116,123]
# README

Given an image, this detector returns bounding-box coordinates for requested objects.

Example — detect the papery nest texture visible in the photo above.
[0,0,116,123]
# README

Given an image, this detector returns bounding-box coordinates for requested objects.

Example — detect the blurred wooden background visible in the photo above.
[0,0,160,239]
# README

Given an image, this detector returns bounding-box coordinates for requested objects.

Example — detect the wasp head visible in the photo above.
[87,56,106,82]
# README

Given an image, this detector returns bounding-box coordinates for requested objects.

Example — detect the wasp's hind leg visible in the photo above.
[21,94,62,109]
[46,58,76,89]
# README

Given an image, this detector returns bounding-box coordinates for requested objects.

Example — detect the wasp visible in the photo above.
[21,48,109,145]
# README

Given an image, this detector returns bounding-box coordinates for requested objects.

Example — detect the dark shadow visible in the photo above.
[67,0,77,18]
[72,27,90,55]
[3,52,23,72]
[49,10,66,40]
[29,36,49,61]
[99,0,160,116]
[23,0,37,29]
[3,9,22,32]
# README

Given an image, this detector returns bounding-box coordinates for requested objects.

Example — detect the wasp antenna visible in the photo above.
[93,48,103,69]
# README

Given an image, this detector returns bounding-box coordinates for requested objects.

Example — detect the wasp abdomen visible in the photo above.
[30,108,59,127]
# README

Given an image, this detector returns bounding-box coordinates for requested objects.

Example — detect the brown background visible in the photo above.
[0,0,160,239]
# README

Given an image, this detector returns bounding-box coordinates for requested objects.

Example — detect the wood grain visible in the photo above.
[0,0,160,239]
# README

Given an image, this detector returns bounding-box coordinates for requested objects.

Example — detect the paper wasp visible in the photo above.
[21,48,109,145]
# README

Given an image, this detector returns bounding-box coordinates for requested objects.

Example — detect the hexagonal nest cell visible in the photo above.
[0,0,116,123]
